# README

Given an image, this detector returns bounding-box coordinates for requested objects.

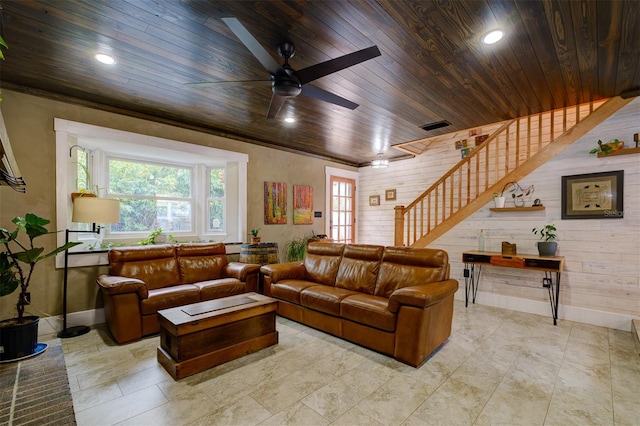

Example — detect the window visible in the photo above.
[55,119,248,267]
[108,158,194,233]
[208,168,225,232]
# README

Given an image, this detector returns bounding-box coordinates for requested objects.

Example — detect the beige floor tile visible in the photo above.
[301,367,388,421]
[117,388,218,426]
[189,395,272,426]
[75,385,168,425]
[260,401,330,425]
[61,302,640,426]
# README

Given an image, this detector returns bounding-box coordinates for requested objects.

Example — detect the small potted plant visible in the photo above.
[249,228,261,244]
[532,223,557,256]
[0,214,81,360]
[589,139,624,156]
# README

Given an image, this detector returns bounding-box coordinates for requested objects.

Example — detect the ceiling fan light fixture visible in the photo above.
[284,117,295,123]
[95,53,116,65]
[371,153,389,169]
[482,30,504,45]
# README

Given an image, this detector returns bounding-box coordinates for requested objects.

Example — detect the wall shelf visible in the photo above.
[597,147,640,157]
[490,206,545,212]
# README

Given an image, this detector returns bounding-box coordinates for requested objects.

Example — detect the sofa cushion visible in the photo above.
[300,285,358,316]
[341,293,396,332]
[335,244,383,294]
[140,285,200,315]
[109,245,180,290]
[303,243,345,286]
[176,243,228,284]
[375,247,449,298]
[271,280,317,304]
[194,278,245,300]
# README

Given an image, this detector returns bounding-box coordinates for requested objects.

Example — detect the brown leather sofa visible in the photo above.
[97,242,261,344]
[260,242,458,367]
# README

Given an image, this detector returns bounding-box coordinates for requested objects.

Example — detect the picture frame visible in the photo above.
[264,181,288,224]
[293,184,313,224]
[369,195,380,206]
[385,189,396,201]
[561,170,623,219]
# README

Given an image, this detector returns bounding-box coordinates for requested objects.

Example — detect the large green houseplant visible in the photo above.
[0,213,80,360]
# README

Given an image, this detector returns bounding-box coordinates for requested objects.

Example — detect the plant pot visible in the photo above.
[494,196,506,208]
[0,316,39,361]
[250,237,261,244]
[537,242,557,257]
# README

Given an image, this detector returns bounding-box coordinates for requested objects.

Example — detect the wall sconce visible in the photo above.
[371,153,389,169]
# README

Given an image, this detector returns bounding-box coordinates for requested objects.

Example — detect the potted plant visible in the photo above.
[532,223,557,256]
[249,228,261,244]
[284,235,308,261]
[0,214,80,360]
[589,139,624,156]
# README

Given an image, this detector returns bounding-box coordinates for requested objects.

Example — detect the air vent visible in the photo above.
[420,120,451,132]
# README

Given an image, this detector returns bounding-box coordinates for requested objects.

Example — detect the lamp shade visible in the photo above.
[72,197,120,224]
[371,153,389,168]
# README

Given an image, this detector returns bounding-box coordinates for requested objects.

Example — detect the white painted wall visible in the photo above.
[359,98,640,330]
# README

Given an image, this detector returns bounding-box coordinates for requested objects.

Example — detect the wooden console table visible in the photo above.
[462,251,565,325]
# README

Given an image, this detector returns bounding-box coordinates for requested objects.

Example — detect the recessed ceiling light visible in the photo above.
[284,117,295,123]
[95,53,116,65]
[482,30,504,45]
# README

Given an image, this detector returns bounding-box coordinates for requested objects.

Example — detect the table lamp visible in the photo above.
[58,197,120,338]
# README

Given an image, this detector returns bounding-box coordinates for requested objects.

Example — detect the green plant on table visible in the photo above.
[249,228,260,237]
[0,214,81,322]
[532,224,557,242]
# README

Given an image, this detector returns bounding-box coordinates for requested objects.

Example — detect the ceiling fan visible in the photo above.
[189,17,381,119]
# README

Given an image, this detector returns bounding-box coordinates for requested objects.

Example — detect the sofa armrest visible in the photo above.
[260,261,305,282]
[224,262,261,281]
[388,279,458,312]
[96,275,149,299]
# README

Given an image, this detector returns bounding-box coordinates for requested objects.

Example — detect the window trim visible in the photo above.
[55,118,248,268]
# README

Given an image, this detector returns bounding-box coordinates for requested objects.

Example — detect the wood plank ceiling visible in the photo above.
[0,1,638,167]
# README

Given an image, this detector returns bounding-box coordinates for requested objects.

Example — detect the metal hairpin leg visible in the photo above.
[545,271,561,325]
[463,264,481,307]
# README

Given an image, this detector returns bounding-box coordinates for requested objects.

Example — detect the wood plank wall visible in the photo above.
[359,98,640,327]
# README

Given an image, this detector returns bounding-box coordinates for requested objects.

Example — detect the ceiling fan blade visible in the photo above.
[301,85,358,110]
[296,45,381,85]
[221,17,281,75]
[185,80,270,88]
[266,94,287,119]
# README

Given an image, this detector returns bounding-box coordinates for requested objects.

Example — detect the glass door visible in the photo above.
[330,176,355,243]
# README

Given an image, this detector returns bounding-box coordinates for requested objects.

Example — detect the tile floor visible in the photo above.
[54,301,640,425]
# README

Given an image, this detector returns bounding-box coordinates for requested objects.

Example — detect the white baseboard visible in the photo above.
[38,308,105,338]
[454,291,634,332]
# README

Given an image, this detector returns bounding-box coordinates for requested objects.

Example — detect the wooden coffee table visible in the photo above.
[157,292,278,380]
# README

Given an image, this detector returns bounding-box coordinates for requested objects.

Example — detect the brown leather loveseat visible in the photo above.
[260,242,458,367]
[97,242,261,344]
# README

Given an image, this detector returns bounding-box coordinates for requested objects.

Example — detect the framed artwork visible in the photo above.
[264,181,287,224]
[475,134,488,145]
[293,184,313,224]
[561,170,623,219]
[454,139,468,150]
[385,189,396,201]
[369,195,380,206]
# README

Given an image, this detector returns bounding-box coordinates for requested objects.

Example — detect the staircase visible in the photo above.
[394,97,634,248]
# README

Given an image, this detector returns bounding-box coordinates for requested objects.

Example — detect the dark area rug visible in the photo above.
[0,339,76,425]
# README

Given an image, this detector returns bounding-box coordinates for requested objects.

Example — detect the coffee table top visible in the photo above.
[158,292,277,332]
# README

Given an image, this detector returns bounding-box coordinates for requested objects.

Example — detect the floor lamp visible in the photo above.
[58,197,120,339]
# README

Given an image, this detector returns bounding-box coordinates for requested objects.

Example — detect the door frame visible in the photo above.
[325,166,359,243]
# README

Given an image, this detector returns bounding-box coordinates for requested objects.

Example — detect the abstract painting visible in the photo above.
[264,181,287,224]
[293,185,313,224]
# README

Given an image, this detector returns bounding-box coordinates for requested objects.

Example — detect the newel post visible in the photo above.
[394,206,405,246]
